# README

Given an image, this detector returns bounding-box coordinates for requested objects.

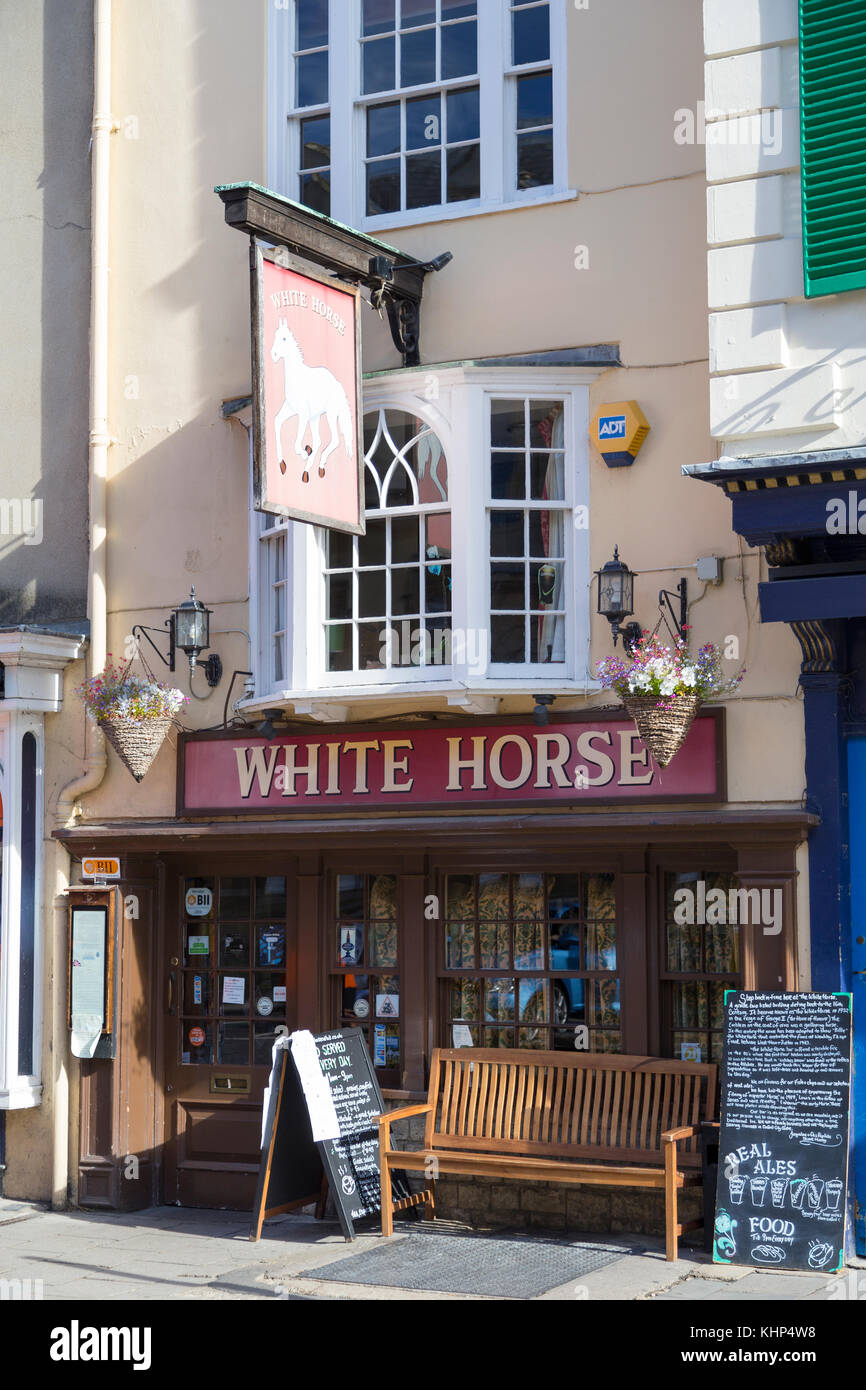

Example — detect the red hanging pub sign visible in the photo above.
[178,710,725,816]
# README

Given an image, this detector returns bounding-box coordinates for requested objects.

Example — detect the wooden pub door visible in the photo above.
[163,868,294,1207]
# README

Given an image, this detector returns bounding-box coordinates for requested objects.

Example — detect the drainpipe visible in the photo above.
[51,0,113,1209]
[56,0,111,829]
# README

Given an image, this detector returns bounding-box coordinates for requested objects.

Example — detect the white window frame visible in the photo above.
[252,365,596,710]
[268,0,573,235]
[0,630,84,1110]
[484,389,574,677]
[0,712,44,1111]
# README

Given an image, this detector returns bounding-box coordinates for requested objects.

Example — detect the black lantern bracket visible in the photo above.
[131,588,222,690]
[595,545,642,650]
[657,578,689,644]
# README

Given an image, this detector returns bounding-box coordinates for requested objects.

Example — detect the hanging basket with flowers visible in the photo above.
[76,657,189,783]
[596,633,744,768]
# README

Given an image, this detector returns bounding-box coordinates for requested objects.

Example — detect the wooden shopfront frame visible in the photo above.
[57,699,812,1207]
[59,802,816,1213]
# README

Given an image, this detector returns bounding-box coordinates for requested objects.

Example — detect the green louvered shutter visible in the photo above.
[800,0,866,297]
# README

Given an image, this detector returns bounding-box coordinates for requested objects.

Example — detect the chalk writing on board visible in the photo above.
[713,991,851,1275]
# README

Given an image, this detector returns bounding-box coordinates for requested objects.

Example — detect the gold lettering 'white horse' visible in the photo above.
[270,321,354,484]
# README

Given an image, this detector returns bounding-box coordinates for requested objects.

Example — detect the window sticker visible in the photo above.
[185,887,213,917]
[222,977,245,1006]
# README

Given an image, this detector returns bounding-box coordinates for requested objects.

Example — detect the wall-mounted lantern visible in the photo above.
[595,547,642,649]
[596,548,690,649]
[132,587,222,688]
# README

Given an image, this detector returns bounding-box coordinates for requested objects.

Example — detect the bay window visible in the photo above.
[254,366,593,703]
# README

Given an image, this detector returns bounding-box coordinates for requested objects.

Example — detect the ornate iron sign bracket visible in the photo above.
[216,182,449,367]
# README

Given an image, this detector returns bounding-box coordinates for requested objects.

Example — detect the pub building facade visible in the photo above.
[2,0,815,1230]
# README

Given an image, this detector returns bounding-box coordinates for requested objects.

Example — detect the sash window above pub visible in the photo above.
[293,0,331,213]
[271,0,568,229]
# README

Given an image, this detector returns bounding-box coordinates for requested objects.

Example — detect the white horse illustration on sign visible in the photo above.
[270,320,354,484]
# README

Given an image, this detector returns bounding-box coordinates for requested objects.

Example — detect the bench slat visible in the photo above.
[651,1071,665,1149]
[383,1149,691,1189]
[667,1073,679,1138]
[580,1067,595,1145]
[482,1060,497,1137]
[555,1063,568,1145]
[422,1130,703,1165]
[590,1066,604,1146]
[540,1063,552,1143]
[610,1068,623,1149]
[504,1062,518,1139]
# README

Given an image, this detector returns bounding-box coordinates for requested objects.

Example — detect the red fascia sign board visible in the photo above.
[178,712,725,815]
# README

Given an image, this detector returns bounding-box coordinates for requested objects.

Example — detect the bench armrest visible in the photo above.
[378,1103,433,1130]
[662,1125,700,1144]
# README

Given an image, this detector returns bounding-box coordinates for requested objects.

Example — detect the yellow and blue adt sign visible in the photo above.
[591,401,650,468]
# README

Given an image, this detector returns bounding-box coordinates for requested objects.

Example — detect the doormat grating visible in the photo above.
[298,1230,630,1298]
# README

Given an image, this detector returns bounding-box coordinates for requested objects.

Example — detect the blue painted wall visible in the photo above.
[847,738,866,1252]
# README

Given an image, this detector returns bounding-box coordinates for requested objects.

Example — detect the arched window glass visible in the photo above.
[324,408,451,672]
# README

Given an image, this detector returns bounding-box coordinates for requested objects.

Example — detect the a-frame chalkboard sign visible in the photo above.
[250,1042,325,1241]
[251,1028,422,1242]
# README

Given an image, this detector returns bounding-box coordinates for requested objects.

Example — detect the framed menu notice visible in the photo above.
[68,903,115,1059]
[714,991,852,1274]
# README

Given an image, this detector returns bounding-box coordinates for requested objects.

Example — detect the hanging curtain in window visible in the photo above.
[538,407,564,663]
[415,426,450,553]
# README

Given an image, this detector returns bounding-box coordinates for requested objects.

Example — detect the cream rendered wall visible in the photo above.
[1,0,92,1202]
[70,0,804,828]
[76,0,266,822]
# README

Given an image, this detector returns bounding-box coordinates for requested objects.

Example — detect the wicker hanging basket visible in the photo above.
[621,692,702,768]
[99,715,173,783]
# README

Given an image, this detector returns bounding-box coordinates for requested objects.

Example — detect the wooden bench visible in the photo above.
[379,1048,718,1261]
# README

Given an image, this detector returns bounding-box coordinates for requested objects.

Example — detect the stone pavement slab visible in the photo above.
[0,1201,854,1302]
[653,1270,839,1301]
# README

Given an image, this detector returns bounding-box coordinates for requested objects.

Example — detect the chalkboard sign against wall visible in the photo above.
[714,991,852,1274]
[313,1029,387,1237]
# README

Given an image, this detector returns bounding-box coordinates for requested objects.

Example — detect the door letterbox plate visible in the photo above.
[210,1073,251,1094]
